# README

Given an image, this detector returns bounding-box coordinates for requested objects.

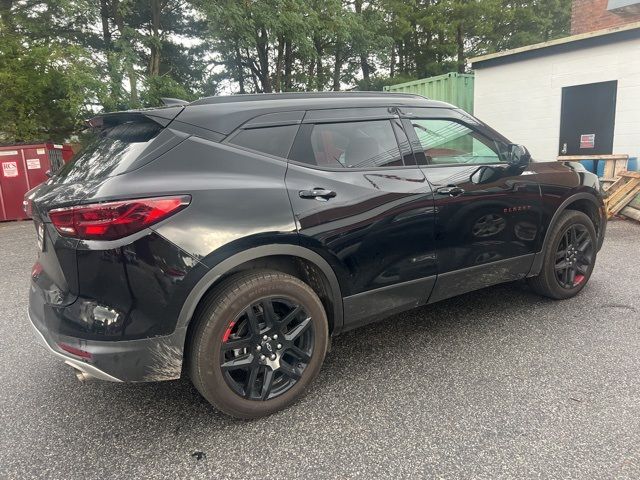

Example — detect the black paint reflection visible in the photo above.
[422,163,542,273]
[287,164,437,296]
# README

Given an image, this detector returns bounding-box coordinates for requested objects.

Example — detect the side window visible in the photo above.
[227,125,299,158]
[410,119,507,165]
[291,120,404,168]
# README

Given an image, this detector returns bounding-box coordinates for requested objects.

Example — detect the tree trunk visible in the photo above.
[234,44,246,94]
[274,35,284,92]
[100,0,123,109]
[314,37,323,91]
[255,27,272,93]
[0,0,13,28]
[100,0,111,47]
[390,43,396,78]
[456,23,465,73]
[332,43,342,91]
[113,0,138,107]
[306,60,315,91]
[149,0,162,76]
[284,39,292,91]
[246,48,261,93]
[354,0,370,89]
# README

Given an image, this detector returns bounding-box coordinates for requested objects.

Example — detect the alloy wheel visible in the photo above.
[554,224,593,289]
[219,297,314,401]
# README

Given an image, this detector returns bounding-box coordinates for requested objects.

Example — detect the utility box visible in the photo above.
[0,143,73,221]
[383,72,475,113]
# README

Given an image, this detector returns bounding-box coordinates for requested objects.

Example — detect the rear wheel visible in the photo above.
[528,210,597,299]
[189,270,328,419]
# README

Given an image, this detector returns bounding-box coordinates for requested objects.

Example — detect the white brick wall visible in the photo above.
[473,37,640,161]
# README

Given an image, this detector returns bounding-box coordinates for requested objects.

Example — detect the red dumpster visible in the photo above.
[0,142,73,221]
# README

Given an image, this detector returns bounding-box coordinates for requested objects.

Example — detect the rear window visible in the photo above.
[290,120,404,168]
[53,121,162,184]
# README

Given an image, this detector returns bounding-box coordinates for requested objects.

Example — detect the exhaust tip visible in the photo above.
[64,361,95,382]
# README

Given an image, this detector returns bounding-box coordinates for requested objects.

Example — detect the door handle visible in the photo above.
[299,188,337,200]
[435,186,465,197]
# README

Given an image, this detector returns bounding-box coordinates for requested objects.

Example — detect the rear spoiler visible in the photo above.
[87,106,185,129]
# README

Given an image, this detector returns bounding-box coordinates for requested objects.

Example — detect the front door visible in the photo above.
[285,108,436,329]
[400,107,543,303]
[558,81,617,156]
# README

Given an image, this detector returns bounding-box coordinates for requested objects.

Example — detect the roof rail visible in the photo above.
[190,91,426,106]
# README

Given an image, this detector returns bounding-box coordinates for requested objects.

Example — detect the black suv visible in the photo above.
[27,92,606,418]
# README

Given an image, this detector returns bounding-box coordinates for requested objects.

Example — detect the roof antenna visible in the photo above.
[160,98,189,106]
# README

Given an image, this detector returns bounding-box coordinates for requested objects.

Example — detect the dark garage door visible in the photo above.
[558,80,617,156]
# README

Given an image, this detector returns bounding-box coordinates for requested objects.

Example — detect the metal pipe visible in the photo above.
[65,361,95,382]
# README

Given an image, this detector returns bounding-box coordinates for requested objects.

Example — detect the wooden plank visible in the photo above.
[601,180,616,192]
[608,184,640,216]
[556,154,628,161]
[607,178,638,205]
[603,161,615,178]
[604,175,640,217]
[620,171,640,179]
[605,176,632,198]
[614,159,628,177]
[620,206,640,223]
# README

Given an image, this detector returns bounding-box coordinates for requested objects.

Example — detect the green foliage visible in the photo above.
[0,0,573,142]
[141,75,197,107]
[0,1,104,143]
[356,74,418,91]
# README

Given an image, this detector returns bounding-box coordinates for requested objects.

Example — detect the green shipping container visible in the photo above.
[383,72,474,114]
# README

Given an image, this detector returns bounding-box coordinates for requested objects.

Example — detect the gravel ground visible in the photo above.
[0,219,638,479]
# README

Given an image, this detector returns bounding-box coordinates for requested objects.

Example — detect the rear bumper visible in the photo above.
[28,297,188,383]
[28,310,123,382]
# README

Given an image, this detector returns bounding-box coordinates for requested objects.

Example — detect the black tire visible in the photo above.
[528,210,597,299]
[189,270,328,419]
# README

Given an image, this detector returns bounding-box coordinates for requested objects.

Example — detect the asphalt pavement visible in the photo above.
[0,219,638,479]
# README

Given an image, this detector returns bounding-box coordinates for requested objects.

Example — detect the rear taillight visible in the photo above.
[49,195,190,240]
[23,198,32,216]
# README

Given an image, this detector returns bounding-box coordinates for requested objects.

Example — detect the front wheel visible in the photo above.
[189,270,328,419]
[528,210,597,299]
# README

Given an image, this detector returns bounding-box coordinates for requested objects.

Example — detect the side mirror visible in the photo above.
[507,144,531,167]
[470,165,500,185]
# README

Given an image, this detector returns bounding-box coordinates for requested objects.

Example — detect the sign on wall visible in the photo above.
[580,134,595,149]
[26,158,41,170]
[2,161,18,177]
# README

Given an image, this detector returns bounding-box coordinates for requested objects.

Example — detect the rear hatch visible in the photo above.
[28,107,184,306]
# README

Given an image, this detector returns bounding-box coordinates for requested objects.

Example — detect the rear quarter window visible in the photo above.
[54,121,163,184]
[227,125,299,159]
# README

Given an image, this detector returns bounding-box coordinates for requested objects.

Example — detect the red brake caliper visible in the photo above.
[222,321,236,342]
[574,274,585,286]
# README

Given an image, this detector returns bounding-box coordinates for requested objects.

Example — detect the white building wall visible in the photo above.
[473,37,640,161]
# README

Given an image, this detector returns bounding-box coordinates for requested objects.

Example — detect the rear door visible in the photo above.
[285,108,436,329]
[400,107,543,303]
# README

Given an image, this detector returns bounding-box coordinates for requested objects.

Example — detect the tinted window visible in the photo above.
[292,120,403,168]
[410,119,507,165]
[54,120,163,184]
[228,125,298,158]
